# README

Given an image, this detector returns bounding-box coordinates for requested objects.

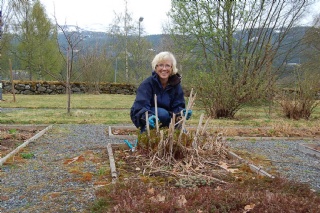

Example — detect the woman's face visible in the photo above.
[155,59,172,81]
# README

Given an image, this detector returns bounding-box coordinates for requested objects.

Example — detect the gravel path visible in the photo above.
[1,124,319,212]
[228,139,320,191]
[0,124,124,213]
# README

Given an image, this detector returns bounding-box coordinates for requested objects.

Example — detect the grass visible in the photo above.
[1,94,319,129]
[1,94,320,212]
[8,129,18,134]
[20,152,35,159]
[1,94,133,124]
[1,93,134,109]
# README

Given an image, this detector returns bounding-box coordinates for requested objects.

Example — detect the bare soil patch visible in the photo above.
[0,127,42,159]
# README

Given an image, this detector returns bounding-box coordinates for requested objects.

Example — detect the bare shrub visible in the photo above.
[279,99,316,120]
[278,67,319,120]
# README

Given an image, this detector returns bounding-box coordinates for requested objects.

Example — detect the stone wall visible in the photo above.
[0,81,137,95]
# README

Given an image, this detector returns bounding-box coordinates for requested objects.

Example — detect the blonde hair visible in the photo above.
[151,51,178,75]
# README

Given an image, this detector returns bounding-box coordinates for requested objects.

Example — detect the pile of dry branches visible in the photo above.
[136,89,233,186]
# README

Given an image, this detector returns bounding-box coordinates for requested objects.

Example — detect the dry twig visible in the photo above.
[154,94,159,134]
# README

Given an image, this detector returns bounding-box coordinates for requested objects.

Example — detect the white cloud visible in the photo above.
[41,0,171,35]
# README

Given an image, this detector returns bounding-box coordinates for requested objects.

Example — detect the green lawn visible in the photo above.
[1,94,319,128]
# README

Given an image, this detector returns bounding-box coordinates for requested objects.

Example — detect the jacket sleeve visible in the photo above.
[171,84,186,114]
[130,81,155,128]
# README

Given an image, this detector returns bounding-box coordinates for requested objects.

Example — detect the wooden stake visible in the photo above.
[154,94,159,133]
[159,130,164,156]
[193,113,204,148]
[201,118,210,135]
[146,111,150,137]
[178,88,196,142]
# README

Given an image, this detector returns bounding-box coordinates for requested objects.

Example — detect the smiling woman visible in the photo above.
[130,51,191,132]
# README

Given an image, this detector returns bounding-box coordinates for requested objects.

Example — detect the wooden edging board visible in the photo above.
[0,125,53,166]
[107,125,275,178]
[108,126,317,141]
[298,143,320,158]
[108,125,138,140]
[0,124,48,131]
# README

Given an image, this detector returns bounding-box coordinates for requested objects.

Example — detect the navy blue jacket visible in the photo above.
[130,71,185,129]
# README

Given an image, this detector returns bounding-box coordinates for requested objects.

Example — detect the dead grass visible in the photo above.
[0,128,41,158]
[91,148,320,213]
[90,123,320,212]
[2,124,319,212]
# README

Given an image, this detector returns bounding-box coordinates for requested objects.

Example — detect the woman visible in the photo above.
[130,51,192,132]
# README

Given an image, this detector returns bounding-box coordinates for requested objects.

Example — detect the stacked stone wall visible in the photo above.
[0,81,137,95]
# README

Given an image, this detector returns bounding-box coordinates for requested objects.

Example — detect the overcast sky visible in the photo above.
[41,0,172,35]
[41,0,320,35]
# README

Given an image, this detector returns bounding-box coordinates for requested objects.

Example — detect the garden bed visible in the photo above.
[0,125,49,165]
[95,129,320,212]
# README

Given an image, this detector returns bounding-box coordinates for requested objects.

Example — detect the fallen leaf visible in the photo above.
[215,186,222,191]
[147,188,155,195]
[219,161,228,170]
[176,195,187,208]
[82,172,93,181]
[150,194,165,203]
[243,203,255,213]
[113,204,121,211]
[64,155,85,165]
[219,161,239,173]
[228,168,239,173]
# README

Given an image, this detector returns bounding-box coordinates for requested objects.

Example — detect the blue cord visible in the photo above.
[124,139,138,151]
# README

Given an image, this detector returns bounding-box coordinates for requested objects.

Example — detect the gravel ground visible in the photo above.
[228,139,320,191]
[0,108,26,113]
[0,124,125,213]
[1,124,319,212]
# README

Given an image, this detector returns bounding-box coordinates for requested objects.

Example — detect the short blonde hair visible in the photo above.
[151,51,178,75]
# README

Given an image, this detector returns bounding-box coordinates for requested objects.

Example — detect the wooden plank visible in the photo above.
[298,143,320,158]
[0,125,52,166]
[248,164,275,178]
[0,125,48,131]
[107,143,118,182]
[108,126,138,140]
[111,143,130,150]
[228,150,275,178]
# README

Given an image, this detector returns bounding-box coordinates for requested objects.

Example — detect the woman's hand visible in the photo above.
[182,109,193,120]
[148,115,159,128]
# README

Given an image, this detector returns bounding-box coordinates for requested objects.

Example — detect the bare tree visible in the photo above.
[302,13,320,75]
[79,44,113,93]
[55,23,83,114]
[107,1,153,85]
[168,0,312,118]
[276,13,320,120]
